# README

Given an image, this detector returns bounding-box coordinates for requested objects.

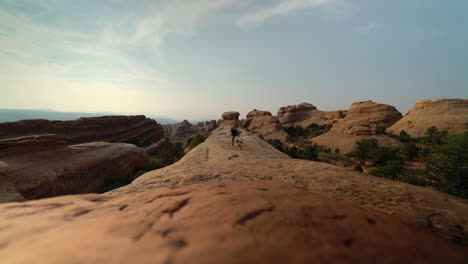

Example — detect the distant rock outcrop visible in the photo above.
[170,120,196,139]
[1,130,467,263]
[388,99,468,137]
[244,110,290,141]
[0,138,148,203]
[312,101,402,153]
[277,102,347,128]
[330,101,402,136]
[0,115,166,148]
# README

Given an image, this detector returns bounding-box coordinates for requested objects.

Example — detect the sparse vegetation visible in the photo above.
[285,124,332,140]
[187,134,206,150]
[267,139,318,161]
[348,128,468,198]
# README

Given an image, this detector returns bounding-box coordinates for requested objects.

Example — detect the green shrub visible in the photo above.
[398,130,414,143]
[370,160,403,180]
[424,132,468,198]
[302,145,318,161]
[371,146,398,165]
[401,142,419,160]
[187,134,205,150]
[284,147,301,159]
[267,139,284,152]
[354,164,363,172]
[421,126,447,145]
[350,138,379,165]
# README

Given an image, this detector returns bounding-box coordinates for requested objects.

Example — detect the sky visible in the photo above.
[1,0,467,121]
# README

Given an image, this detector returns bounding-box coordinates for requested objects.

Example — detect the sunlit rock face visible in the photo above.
[311,101,403,153]
[330,101,403,136]
[277,102,347,128]
[243,110,290,141]
[388,99,468,137]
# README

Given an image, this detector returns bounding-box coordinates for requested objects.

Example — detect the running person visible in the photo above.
[230,117,240,146]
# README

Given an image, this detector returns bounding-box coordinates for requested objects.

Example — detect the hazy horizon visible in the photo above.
[1,0,467,120]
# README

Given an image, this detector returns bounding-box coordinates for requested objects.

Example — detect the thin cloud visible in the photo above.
[237,0,331,26]
[356,22,379,34]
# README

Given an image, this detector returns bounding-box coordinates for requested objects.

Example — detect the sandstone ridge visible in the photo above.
[1,128,468,263]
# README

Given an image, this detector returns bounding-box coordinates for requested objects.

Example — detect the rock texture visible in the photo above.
[330,101,402,136]
[1,180,467,264]
[0,115,165,147]
[388,99,468,137]
[0,135,66,156]
[243,110,290,141]
[0,140,148,203]
[277,102,347,128]
[312,101,403,153]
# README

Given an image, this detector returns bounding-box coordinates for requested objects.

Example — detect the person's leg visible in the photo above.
[232,136,235,146]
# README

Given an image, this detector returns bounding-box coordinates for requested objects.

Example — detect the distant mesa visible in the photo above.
[388,99,468,137]
[277,102,347,128]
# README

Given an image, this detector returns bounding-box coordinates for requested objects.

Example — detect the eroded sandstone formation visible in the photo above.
[243,110,290,141]
[330,101,402,136]
[312,101,403,153]
[388,99,468,137]
[1,129,467,263]
[0,138,148,203]
[277,102,347,128]
[0,115,165,147]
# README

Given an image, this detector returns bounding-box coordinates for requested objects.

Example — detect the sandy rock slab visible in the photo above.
[1,180,467,264]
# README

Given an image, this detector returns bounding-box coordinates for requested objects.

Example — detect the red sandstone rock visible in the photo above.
[277,102,347,128]
[0,180,466,264]
[0,141,148,203]
[243,110,290,141]
[330,101,402,136]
